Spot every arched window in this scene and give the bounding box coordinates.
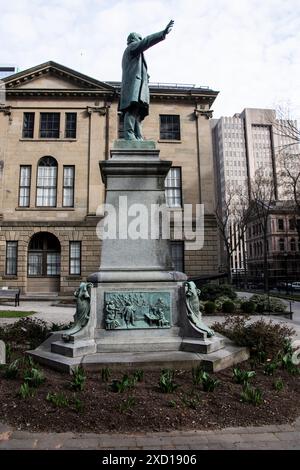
[290,238,296,251]
[36,156,57,207]
[28,232,60,276]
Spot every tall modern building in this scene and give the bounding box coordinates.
[212,108,299,274]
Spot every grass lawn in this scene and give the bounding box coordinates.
[0,311,36,318]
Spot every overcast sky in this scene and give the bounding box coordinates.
[1,0,299,119]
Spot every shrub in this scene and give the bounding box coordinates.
[0,318,51,349]
[240,385,263,405]
[70,367,86,391]
[240,301,256,314]
[222,300,236,314]
[199,284,220,301]
[24,367,45,387]
[269,297,287,313]
[215,296,234,312]
[219,284,238,300]
[255,303,265,314]
[200,283,237,302]
[233,367,256,385]
[249,294,287,314]
[204,301,216,315]
[50,321,73,332]
[158,369,179,393]
[212,315,294,361]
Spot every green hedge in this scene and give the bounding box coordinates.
[200,284,237,302]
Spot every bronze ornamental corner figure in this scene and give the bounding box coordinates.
[62,282,93,342]
[184,281,215,337]
[119,20,174,141]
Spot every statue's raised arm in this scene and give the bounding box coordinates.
[164,20,174,35]
[119,21,174,141]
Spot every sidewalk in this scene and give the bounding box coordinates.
[0,419,299,450]
[0,300,75,326]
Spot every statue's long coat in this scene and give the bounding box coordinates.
[119,30,166,119]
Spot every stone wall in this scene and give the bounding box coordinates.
[0,222,100,294]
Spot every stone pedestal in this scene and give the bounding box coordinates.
[89,140,185,283]
[29,141,249,372]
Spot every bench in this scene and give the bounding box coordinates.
[0,288,20,307]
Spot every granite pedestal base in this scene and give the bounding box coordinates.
[29,285,249,373]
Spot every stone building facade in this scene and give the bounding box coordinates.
[0,61,219,294]
[246,202,300,286]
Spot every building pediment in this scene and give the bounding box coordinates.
[3,61,116,96]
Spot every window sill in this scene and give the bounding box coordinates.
[28,276,60,279]
[15,207,75,211]
[158,140,182,144]
[2,275,18,280]
[19,138,77,142]
[65,276,82,280]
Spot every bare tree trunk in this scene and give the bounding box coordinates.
[263,231,269,293]
[241,231,248,288]
[226,254,232,284]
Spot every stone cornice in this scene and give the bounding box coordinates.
[2,61,218,105]
[3,61,115,92]
[6,89,115,99]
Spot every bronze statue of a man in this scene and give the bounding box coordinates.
[119,20,174,141]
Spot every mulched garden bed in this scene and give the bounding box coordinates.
[0,358,299,434]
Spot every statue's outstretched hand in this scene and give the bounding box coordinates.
[164,20,174,35]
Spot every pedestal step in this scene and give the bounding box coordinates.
[82,344,249,372]
[181,336,225,354]
[51,340,96,358]
[28,349,80,373]
[28,341,249,373]
[96,337,182,353]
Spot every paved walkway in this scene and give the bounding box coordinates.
[0,300,75,326]
[0,419,299,450]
